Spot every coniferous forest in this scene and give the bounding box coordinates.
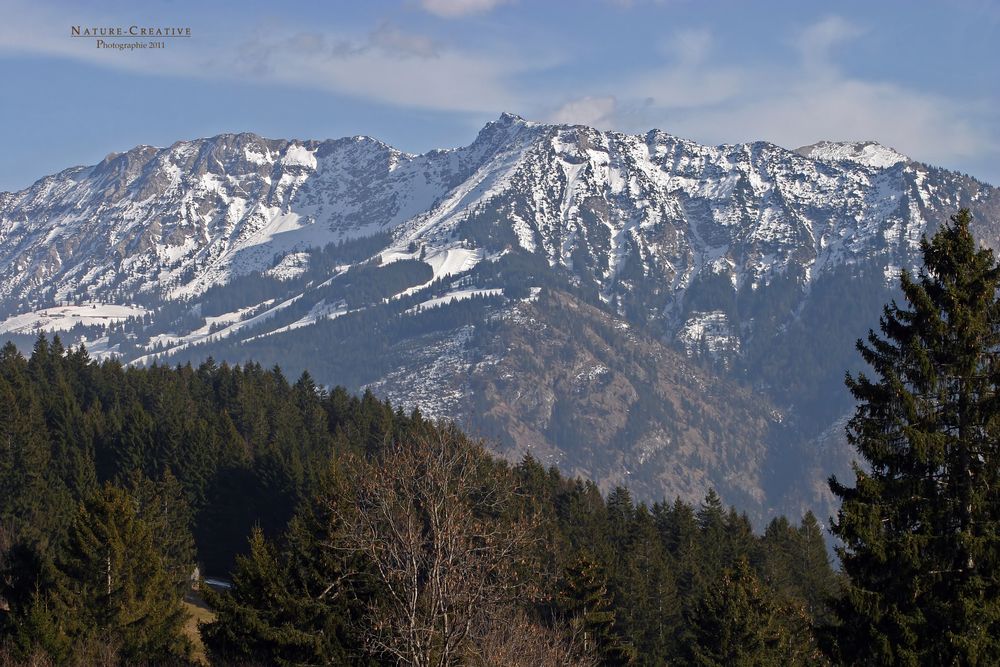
[0,210,999,665]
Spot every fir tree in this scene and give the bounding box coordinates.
[45,484,190,663]
[559,551,635,665]
[829,209,1000,664]
[201,503,371,666]
[128,469,197,595]
[685,557,787,667]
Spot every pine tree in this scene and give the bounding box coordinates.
[559,551,635,665]
[128,469,197,595]
[829,209,1000,664]
[201,504,370,666]
[685,557,787,667]
[45,484,190,663]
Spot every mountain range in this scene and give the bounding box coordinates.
[2,113,998,522]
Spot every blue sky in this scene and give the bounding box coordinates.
[0,0,998,191]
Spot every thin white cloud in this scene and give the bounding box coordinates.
[0,2,527,114]
[675,79,991,164]
[626,65,745,110]
[0,3,994,175]
[667,27,713,66]
[550,17,997,169]
[227,24,522,112]
[623,28,745,110]
[419,0,512,18]
[370,22,441,58]
[795,15,865,67]
[548,96,618,127]
[0,1,190,76]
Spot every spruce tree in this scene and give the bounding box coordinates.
[559,551,635,665]
[0,375,51,541]
[685,557,787,667]
[128,469,197,595]
[619,505,680,664]
[829,209,1000,664]
[794,512,840,626]
[201,505,370,666]
[46,484,190,663]
[696,489,727,575]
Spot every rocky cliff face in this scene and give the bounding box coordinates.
[2,114,998,521]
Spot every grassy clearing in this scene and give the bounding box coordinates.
[182,591,216,665]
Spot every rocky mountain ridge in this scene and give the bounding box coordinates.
[2,114,998,521]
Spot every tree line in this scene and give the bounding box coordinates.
[0,333,836,664]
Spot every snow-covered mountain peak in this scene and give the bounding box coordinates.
[470,112,538,149]
[0,118,995,324]
[495,111,531,126]
[795,139,908,169]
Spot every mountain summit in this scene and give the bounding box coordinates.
[1,115,998,520]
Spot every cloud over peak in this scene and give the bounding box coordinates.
[419,0,512,18]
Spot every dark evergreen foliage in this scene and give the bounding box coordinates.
[0,336,839,665]
[558,551,635,665]
[685,557,787,666]
[40,484,189,663]
[829,209,1000,664]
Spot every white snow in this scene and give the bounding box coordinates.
[425,247,484,280]
[134,297,296,365]
[281,144,317,169]
[0,304,148,335]
[406,288,503,313]
[254,299,347,338]
[509,212,536,252]
[575,364,609,384]
[800,141,907,169]
[390,246,486,299]
[362,326,475,420]
[676,311,741,359]
[266,252,311,280]
[0,115,976,372]
[244,146,270,165]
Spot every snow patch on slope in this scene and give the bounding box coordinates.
[406,288,503,313]
[0,304,148,335]
[677,311,741,358]
[796,141,907,169]
[281,144,317,169]
[257,299,347,337]
[134,297,297,365]
[390,246,486,299]
[266,252,311,280]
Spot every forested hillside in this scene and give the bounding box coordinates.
[0,337,837,665]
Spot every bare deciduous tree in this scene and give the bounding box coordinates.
[466,606,598,667]
[330,431,539,667]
